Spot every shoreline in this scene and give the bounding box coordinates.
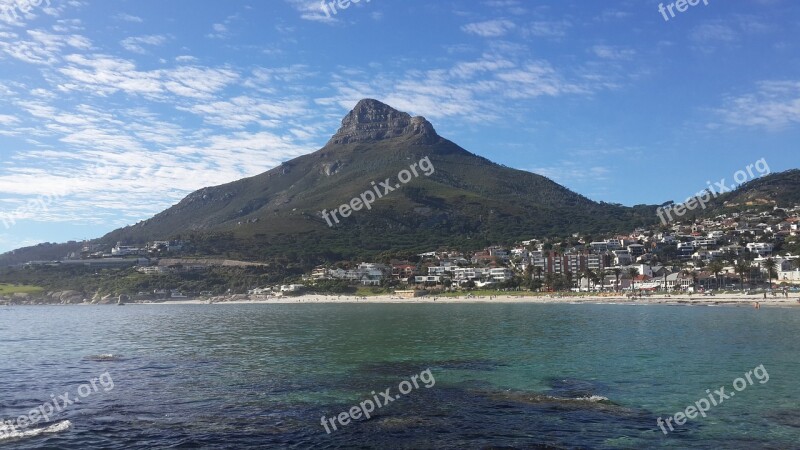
[141,293,800,308]
[5,293,798,308]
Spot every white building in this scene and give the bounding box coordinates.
[747,243,774,257]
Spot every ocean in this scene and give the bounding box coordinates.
[1,303,798,449]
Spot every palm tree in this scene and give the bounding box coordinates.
[708,260,724,290]
[763,258,777,290]
[582,268,595,292]
[544,273,555,292]
[680,268,691,290]
[590,271,600,292]
[611,268,622,292]
[524,265,533,289]
[627,267,640,291]
[734,262,750,291]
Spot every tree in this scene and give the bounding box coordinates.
[611,268,622,292]
[582,268,595,292]
[734,262,750,291]
[627,267,639,291]
[707,260,724,290]
[524,265,533,290]
[544,273,555,292]
[763,258,777,290]
[590,271,600,292]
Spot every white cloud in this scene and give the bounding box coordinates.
[0,114,20,125]
[120,34,167,54]
[57,54,239,100]
[207,23,228,39]
[179,96,310,129]
[715,81,800,130]
[691,23,737,43]
[284,0,336,23]
[0,29,91,65]
[525,20,570,38]
[462,19,516,37]
[591,45,636,60]
[114,13,143,23]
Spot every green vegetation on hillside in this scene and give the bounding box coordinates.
[0,283,44,295]
[0,265,304,298]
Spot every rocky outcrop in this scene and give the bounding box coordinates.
[1,290,87,304]
[45,290,85,304]
[327,99,439,145]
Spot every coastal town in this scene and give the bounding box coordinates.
[9,204,800,304]
[299,205,800,296]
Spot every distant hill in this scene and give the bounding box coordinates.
[5,100,797,266]
[667,169,800,222]
[0,241,84,266]
[716,169,800,210]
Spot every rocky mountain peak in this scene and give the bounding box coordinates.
[327,99,439,145]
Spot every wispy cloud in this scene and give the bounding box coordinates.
[284,0,335,23]
[57,54,239,100]
[114,13,143,23]
[0,29,91,65]
[714,80,800,130]
[462,19,516,37]
[591,45,636,60]
[525,20,570,38]
[120,34,167,54]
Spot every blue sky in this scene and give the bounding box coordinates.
[0,0,798,252]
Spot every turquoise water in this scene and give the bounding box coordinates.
[1,303,799,448]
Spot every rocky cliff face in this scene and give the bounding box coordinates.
[327,99,439,145]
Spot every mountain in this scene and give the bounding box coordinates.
[88,99,659,262]
[0,99,695,265]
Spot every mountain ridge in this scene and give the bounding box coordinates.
[1,99,798,266]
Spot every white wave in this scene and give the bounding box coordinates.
[573,395,610,402]
[84,353,122,361]
[539,393,611,404]
[0,420,71,442]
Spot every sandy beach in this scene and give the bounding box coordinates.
[158,292,800,308]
